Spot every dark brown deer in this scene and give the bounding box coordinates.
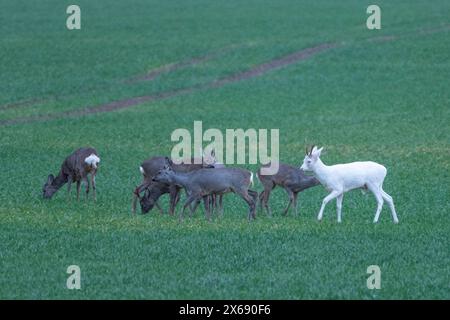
[257,162,320,216]
[43,147,100,201]
[132,156,211,214]
[152,166,258,221]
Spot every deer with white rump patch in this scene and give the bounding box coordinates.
[43,147,100,201]
[300,146,399,223]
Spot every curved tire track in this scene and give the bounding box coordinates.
[0,43,336,126]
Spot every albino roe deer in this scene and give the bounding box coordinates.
[300,146,399,223]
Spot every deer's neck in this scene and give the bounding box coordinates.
[53,171,68,189]
[312,159,330,184]
[171,172,190,187]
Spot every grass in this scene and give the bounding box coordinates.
[0,0,449,299]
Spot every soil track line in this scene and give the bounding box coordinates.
[126,44,249,83]
[0,43,336,126]
[0,98,47,111]
[3,24,448,127]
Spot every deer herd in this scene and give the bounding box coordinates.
[42,146,399,224]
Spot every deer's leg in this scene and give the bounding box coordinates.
[248,189,258,219]
[282,188,294,216]
[181,195,198,222]
[90,172,97,202]
[211,194,216,215]
[84,177,90,200]
[380,189,398,224]
[67,180,72,200]
[317,190,341,221]
[132,181,150,213]
[367,183,384,223]
[218,194,224,216]
[168,187,179,215]
[293,192,299,216]
[203,196,211,221]
[236,189,256,221]
[262,184,275,216]
[190,198,202,218]
[258,191,264,212]
[76,181,81,201]
[155,201,165,215]
[336,193,344,223]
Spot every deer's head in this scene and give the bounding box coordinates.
[300,145,323,172]
[152,165,175,184]
[42,174,58,199]
[139,188,157,214]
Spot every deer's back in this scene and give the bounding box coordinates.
[141,156,204,178]
[190,168,252,188]
[62,147,98,179]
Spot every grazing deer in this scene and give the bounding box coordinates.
[43,147,100,201]
[300,146,399,223]
[132,156,212,214]
[152,166,258,221]
[257,162,320,216]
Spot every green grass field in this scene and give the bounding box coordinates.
[0,0,449,299]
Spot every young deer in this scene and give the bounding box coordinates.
[132,156,212,214]
[300,146,399,223]
[257,162,320,216]
[152,166,258,221]
[43,147,100,201]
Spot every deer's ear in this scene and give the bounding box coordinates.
[47,174,54,183]
[316,147,324,156]
[164,157,173,167]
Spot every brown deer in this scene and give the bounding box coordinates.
[132,156,212,214]
[152,165,258,221]
[43,147,100,201]
[257,162,320,216]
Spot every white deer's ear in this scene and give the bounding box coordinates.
[316,147,324,156]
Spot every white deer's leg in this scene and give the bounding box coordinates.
[373,191,384,223]
[381,189,399,224]
[336,194,343,223]
[318,191,341,221]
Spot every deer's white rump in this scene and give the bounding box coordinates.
[300,146,399,223]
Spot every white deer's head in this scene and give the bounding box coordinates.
[300,145,323,171]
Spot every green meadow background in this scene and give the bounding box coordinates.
[0,0,449,299]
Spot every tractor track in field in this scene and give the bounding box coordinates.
[0,43,336,126]
[1,24,448,127]
[124,44,239,84]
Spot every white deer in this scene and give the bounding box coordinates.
[300,146,399,223]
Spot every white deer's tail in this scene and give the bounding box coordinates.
[85,154,100,169]
[139,166,145,175]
